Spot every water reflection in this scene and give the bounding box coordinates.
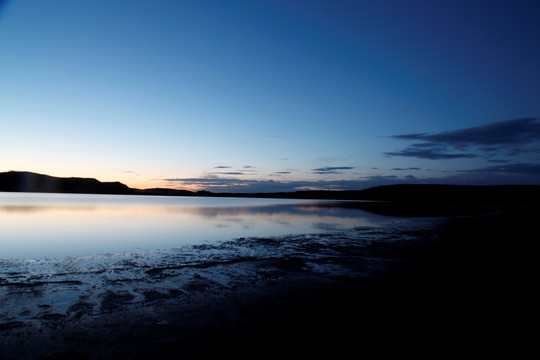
[0,193,394,259]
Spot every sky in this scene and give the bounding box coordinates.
[1,0,539,192]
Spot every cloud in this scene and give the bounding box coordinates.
[393,117,540,148]
[386,118,540,160]
[165,177,245,186]
[163,174,415,193]
[209,166,258,176]
[392,167,421,171]
[162,162,540,192]
[386,147,477,160]
[164,177,298,192]
[426,162,540,186]
[119,170,141,176]
[311,166,354,175]
[462,162,540,175]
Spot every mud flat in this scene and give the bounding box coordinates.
[1,208,536,359]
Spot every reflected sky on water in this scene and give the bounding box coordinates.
[0,192,395,259]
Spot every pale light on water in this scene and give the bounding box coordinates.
[0,192,395,259]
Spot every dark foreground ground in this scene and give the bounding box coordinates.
[1,205,537,359]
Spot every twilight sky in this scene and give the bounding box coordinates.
[1,0,539,192]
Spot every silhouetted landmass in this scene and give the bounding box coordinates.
[2,171,539,217]
[0,171,133,195]
[210,184,540,202]
[183,184,540,216]
[1,172,538,358]
[277,184,540,216]
[131,188,194,196]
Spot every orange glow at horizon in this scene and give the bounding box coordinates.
[113,177,198,192]
[115,175,203,192]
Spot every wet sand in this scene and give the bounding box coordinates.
[1,208,536,359]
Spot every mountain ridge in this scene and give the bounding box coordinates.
[0,171,133,195]
[2,171,539,207]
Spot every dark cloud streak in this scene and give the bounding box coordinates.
[462,162,540,175]
[311,166,354,175]
[386,148,477,160]
[163,176,404,193]
[387,118,540,160]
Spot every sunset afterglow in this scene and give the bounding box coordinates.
[1,1,539,192]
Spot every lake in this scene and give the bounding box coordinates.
[0,192,396,259]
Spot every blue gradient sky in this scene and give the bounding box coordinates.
[1,0,539,192]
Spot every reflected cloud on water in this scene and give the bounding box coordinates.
[0,193,396,259]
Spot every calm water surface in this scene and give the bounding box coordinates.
[0,192,395,259]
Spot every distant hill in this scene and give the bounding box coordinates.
[2,171,539,216]
[203,184,540,203]
[131,188,196,196]
[332,183,540,203]
[322,184,540,216]
[0,171,133,195]
[207,184,540,216]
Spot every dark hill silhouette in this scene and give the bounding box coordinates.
[131,188,195,196]
[203,184,540,204]
[330,184,540,216]
[2,171,539,216]
[209,184,540,216]
[0,171,133,195]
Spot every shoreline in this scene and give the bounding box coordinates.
[1,209,535,358]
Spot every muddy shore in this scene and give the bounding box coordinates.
[1,207,535,359]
